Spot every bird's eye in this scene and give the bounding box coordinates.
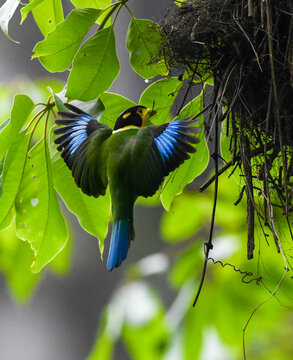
[137,107,142,113]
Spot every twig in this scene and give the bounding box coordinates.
[242,265,288,359]
[200,142,274,192]
[176,69,197,115]
[266,0,289,217]
[193,89,220,307]
[233,17,263,72]
[234,185,246,206]
[241,134,255,259]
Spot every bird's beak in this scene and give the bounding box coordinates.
[147,109,157,118]
[141,108,157,127]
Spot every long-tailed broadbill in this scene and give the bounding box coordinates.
[54,103,200,270]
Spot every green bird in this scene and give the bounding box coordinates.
[54,103,200,270]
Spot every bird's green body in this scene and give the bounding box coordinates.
[54,104,200,270]
[104,129,140,234]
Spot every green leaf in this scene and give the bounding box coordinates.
[20,0,45,24]
[0,206,15,231]
[126,18,168,79]
[52,155,110,255]
[70,0,111,8]
[169,242,202,288]
[71,98,105,118]
[0,94,34,162]
[174,0,188,6]
[15,139,68,273]
[160,94,209,210]
[31,0,64,36]
[0,131,31,225]
[183,303,204,360]
[53,91,68,112]
[49,221,72,275]
[0,221,41,302]
[33,8,102,72]
[69,0,112,27]
[100,92,136,127]
[86,310,115,360]
[122,312,169,360]
[66,25,120,101]
[220,119,233,163]
[0,0,19,41]
[139,77,183,125]
[161,192,212,242]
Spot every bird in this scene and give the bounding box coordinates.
[54,103,200,270]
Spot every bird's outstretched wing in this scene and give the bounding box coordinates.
[131,119,200,197]
[54,103,112,197]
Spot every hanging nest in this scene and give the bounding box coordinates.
[161,0,293,259]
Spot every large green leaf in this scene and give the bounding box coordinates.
[0,131,31,225]
[126,18,168,79]
[0,220,41,302]
[0,94,34,162]
[70,0,112,26]
[160,93,209,210]
[220,119,233,163]
[122,312,169,360]
[0,85,14,126]
[86,310,115,360]
[169,242,203,287]
[0,0,19,41]
[31,0,64,36]
[71,98,105,118]
[49,220,72,275]
[100,92,136,127]
[70,0,111,8]
[15,139,68,273]
[52,155,110,255]
[139,77,183,125]
[20,0,45,24]
[33,9,102,72]
[66,25,120,101]
[161,192,212,242]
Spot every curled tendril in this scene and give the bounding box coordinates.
[207,257,262,284]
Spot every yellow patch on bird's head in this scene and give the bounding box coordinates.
[122,112,131,119]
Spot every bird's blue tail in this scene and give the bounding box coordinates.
[107,219,133,271]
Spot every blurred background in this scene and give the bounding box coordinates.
[1,1,293,360]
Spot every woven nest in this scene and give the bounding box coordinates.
[161,0,293,259]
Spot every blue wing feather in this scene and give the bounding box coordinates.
[131,118,200,197]
[153,119,200,172]
[54,103,112,197]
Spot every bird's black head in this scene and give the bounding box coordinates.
[114,105,155,131]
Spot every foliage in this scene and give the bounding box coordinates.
[88,170,293,360]
[0,0,209,275]
[0,0,292,359]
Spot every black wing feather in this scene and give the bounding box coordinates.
[54,104,112,197]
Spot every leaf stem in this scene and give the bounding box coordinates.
[99,1,125,31]
[124,3,134,19]
[25,108,47,131]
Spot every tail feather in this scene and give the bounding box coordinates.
[107,219,133,271]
